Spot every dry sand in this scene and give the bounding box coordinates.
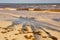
[0,10,60,40]
[0,19,60,40]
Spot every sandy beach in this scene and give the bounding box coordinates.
[0,10,60,40]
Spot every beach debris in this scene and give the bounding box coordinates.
[23,27,29,31]
[0,27,1,28]
[12,38,16,40]
[24,35,33,39]
[31,37,35,40]
[5,39,9,40]
[22,27,29,34]
[1,31,7,34]
[42,36,48,38]
[14,33,19,35]
[17,30,22,34]
[35,31,42,35]
[4,36,8,40]
[49,36,58,40]
[4,37,7,38]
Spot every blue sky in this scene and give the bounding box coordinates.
[0,0,60,3]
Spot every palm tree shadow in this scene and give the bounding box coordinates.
[6,21,23,29]
[21,22,41,40]
[30,23,58,40]
[38,27,58,40]
[6,17,26,29]
[31,20,60,32]
[31,22,58,40]
[38,22,60,32]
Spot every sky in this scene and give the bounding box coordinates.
[0,0,60,3]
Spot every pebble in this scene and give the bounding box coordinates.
[24,35,30,39]
[36,31,41,35]
[42,36,47,38]
[15,33,19,35]
[12,38,16,40]
[23,27,28,31]
[18,30,21,34]
[1,31,7,34]
[4,37,7,38]
[5,38,9,40]
[49,36,57,40]
[24,35,33,39]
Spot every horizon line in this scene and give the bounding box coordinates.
[0,3,60,4]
